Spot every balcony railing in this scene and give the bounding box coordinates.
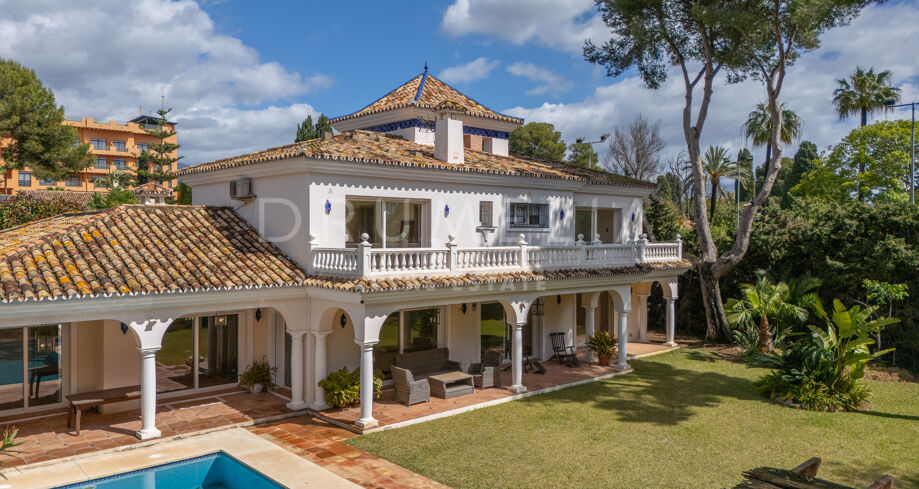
[308,233,683,278]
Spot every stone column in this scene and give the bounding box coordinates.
[508,321,527,393]
[665,298,677,347]
[286,331,308,410]
[311,331,331,410]
[136,348,161,440]
[616,311,630,370]
[355,341,379,428]
[583,305,597,363]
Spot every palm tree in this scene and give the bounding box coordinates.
[702,146,736,220]
[833,67,901,127]
[726,273,808,352]
[742,103,802,196]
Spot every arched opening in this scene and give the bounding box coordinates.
[157,313,240,393]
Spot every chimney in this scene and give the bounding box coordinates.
[434,104,464,164]
[321,131,332,141]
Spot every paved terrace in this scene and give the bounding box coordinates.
[0,341,678,487]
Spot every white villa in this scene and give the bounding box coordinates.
[0,68,689,441]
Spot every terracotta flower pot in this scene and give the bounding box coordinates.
[597,354,611,366]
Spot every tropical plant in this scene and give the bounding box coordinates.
[701,146,741,220]
[87,188,138,210]
[587,330,616,356]
[238,357,277,392]
[731,322,792,363]
[726,273,808,352]
[318,367,383,409]
[833,67,900,127]
[742,103,802,193]
[750,299,897,411]
[0,426,22,477]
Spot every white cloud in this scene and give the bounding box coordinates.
[504,1,919,170]
[441,0,609,54]
[438,57,500,84]
[0,0,328,164]
[506,62,573,95]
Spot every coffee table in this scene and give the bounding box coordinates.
[428,371,475,399]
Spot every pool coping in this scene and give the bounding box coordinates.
[0,428,361,489]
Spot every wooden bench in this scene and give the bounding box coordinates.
[66,385,141,436]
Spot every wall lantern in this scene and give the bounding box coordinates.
[255,308,262,322]
[340,313,347,328]
[120,322,128,335]
[560,209,565,220]
[444,204,450,218]
[461,303,467,315]
[216,315,228,327]
[325,200,332,215]
[556,294,562,305]
[631,212,636,222]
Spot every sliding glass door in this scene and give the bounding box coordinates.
[0,325,62,412]
[158,314,239,393]
[373,307,442,378]
[346,198,426,248]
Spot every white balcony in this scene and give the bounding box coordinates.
[308,234,683,279]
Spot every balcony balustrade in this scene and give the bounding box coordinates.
[308,233,682,279]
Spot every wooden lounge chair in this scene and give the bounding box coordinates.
[391,366,430,406]
[549,332,579,367]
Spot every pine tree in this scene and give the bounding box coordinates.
[314,114,332,138]
[295,115,315,142]
[137,108,180,185]
[645,192,680,241]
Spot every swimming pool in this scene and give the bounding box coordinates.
[53,452,285,489]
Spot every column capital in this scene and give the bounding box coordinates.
[288,329,309,339]
[139,347,161,356]
[355,339,379,349]
[312,329,332,338]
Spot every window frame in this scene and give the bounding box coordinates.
[95,158,108,169]
[17,171,31,187]
[65,175,81,187]
[112,159,126,170]
[478,201,494,228]
[508,202,549,230]
[90,138,107,151]
[113,140,126,152]
[137,142,148,153]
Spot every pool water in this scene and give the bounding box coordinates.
[53,452,284,489]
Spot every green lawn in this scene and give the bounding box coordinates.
[348,348,919,489]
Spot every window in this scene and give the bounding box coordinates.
[113,159,126,170]
[480,302,508,359]
[65,175,80,187]
[509,203,548,229]
[17,171,31,187]
[479,201,493,227]
[95,158,108,169]
[91,138,107,150]
[345,198,425,248]
[38,177,56,187]
[373,307,442,378]
[0,324,62,412]
[113,140,126,152]
[137,143,148,153]
[575,208,593,241]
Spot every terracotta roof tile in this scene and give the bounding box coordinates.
[133,182,172,196]
[330,72,522,124]
[177,130,655,189]
[19,190,98,207]
[0,205,306,303]
[303,260,692,293]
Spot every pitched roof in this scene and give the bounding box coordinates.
[0,205,306,303]
[177,130,655,189]
[133,182,172,196]
[303,260,692,294]
[19,190,98,208]
[330,71,523,124]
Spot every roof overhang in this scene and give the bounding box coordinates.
[331,106,521,134]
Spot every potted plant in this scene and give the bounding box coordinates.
[587,330,616,366]
[239,357,277,394]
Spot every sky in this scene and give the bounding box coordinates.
[1,0,918,169]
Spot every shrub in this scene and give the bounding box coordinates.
[0,195,85,230]
[318,367,383,409]
[750,299,896,411]
[238,357,277,392]
[731,323,792,363]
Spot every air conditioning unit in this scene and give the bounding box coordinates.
[229,178,253,200]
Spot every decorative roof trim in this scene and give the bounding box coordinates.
[360,119,509,139]
[414,67,428,102]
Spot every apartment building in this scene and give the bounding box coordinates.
[0,114,177,195]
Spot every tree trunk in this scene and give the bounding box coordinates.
[760,143,772,198]
[709,181,719,220]
[860,107,867,127]
[758,315,773,351]
[698,262,729,341]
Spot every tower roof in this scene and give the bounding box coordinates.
[330,69,523,124]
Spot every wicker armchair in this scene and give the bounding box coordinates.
[391,366,430,406]
[468,348,503,389]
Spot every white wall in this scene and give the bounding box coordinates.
[325,311,359,374]
[447,303,480,369]
[101,319,141,413]
[543,294,576,360]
